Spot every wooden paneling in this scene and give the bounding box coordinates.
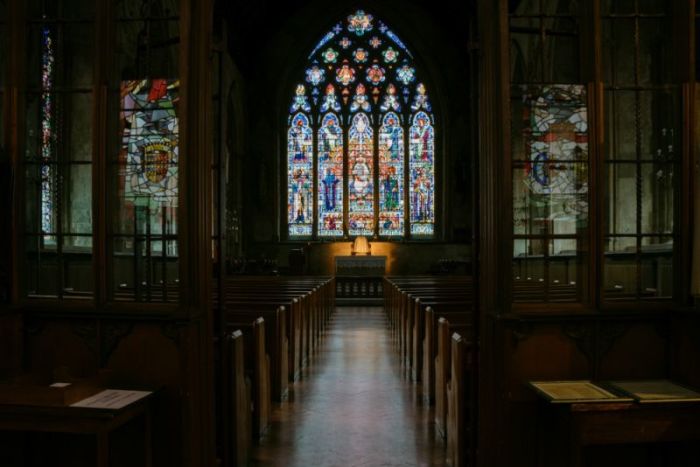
[599,323,667,380]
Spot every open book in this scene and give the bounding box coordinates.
[528,380,632,403]
[609,380,700,403]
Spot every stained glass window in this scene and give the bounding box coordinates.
[286,9,436,238]
[40,24,55,239]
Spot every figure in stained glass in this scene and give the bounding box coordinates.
[348,10,373,36]
[290,84,312,113]
[321,84,341,113]
[410,112,434,162]
[411,83,431,111]
[350,83,371,112]
[336,64,356,86]
[409,111,435,235]
[367,64,386,85]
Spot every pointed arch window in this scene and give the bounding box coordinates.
[286,10,436,239]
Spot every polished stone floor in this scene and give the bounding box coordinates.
[250,306,447,467]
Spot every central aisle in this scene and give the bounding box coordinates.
[250,306,447,467]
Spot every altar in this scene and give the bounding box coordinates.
[334,255,386,305]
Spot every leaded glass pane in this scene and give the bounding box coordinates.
[318,113,343,237]
[348,112,374,236]
[288,112,313,237]
[409,111,434,236]
[379,112,404,236]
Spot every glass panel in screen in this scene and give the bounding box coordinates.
[113,79,179,302]
[512,84,588,303]
[24,8,94,299]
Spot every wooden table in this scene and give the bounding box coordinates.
[535,400,700,467]
[0,391,153,467]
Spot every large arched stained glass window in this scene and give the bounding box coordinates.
[287,10,436,239]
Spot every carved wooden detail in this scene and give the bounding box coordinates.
[101,321,134,365]
[72,320,98,355]
[597,323,631,360]
[161,322,184,346]
[509,321,533,346]
[562,323,596,363]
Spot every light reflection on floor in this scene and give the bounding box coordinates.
[249,306,447,467]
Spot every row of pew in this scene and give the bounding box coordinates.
[216,276,336,467]
[384,275,476,467]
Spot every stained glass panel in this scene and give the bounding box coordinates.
[318,113,343,237]
[518,84,589,225]
[379,112,404,236]
[409,111,434,235]
[288,112,313,236]
[122,79,180,211]
[41,25,55,237]
[348,113,374,236]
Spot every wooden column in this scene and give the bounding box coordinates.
[476,0,510,466]
[179,0,215,465]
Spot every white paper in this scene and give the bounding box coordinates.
[71,389,152,409]
[50,382,72,388]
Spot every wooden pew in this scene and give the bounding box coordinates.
[225,306,288,402]
[227,317,270,440]
[435,317,474,439]
[422,307,472,403]
[446,331,475,467]
[224,330,251,467]
[221,276,335,375]
[383,276,473,364]
[411,298,472,382]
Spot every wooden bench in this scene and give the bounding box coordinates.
[422,307,472,403]
[226,318,270,440]
[223,330,251,467]
[224,307,288,402]
[446,331,476,467]
[435,317,474,439]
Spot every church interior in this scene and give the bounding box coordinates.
[0,0,699,466]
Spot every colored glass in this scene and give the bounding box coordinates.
[40,25,55,236]
[318,113,344,237]
[348,113,374,236]
[379,112,404,236]
[409,111,435,235]
[287,10,436,238]
[287,113,314,236]
[121,79,180,240]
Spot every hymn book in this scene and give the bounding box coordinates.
[528,380,633,403]
[609,380,700,403]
